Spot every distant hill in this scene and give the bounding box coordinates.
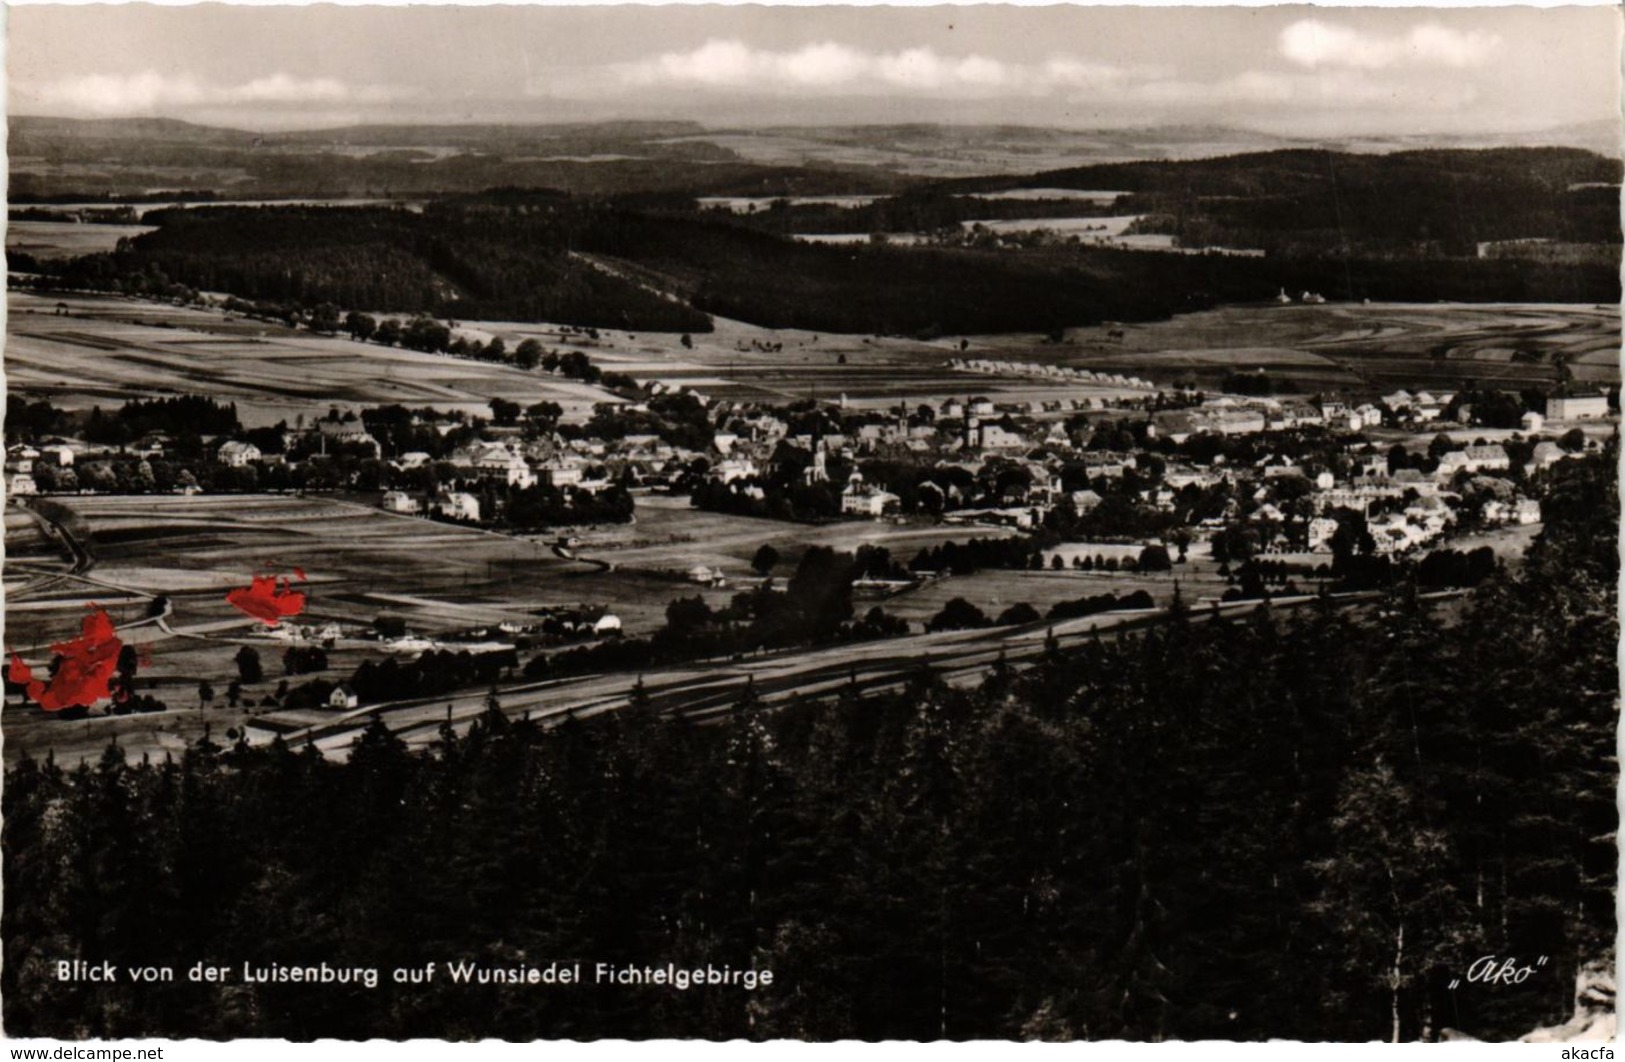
[8,115,255,144]
[262,120,710,147]
[930,147,1622,253]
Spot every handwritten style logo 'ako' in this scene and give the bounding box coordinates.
[226,570,309,626]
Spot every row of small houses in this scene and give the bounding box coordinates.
[946,359,1156,391]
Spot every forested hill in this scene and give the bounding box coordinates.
[3,445,1615,1041]
[939,147,1622,254]
[27,178,1621,335]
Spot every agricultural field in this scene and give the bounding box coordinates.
[6,220,153,257]
[6,290,625,427]
[574,492,1007,575]
[497,308,1155,406]
[505,297,1619,406]
[2,491,1020,722]
[970,300,1621,395]
[875,565,1220,629]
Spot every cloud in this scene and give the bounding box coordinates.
[16,71,412,115]
[1279,20,1500,70]
[614,39,1148,96]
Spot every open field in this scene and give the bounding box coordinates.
[968,301,1621,395]
[493,298,1618,405]
[575,492,1007,573]
[14,290,1611,425]
[875,565,1224,628]
[6,290,626,426]
[2,492,1022,719]
[490,307,1155,406]
[6,220,154,257]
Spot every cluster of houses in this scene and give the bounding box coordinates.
[688,385,1592,555]
[1150,395,1429,441]
[946,358,1155,392]
[4,443,72,497]
[5,376,1612,569]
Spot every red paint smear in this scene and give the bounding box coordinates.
[226,573,307,627]
[293,567,307,582]
[11,608,125,711]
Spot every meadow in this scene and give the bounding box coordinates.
[6,291,624,427]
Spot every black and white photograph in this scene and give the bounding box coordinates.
[1,1,1619,1043]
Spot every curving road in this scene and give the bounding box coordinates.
[256,588,1456,760]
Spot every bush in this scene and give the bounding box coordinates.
[926,597,991,632]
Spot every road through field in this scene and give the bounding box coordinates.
[263,588,1443,760]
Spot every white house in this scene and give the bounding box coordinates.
[8,473,38,497]
[1548,394,1609,420]
[539,462,585,488]
[381,490,422,514]
[841,480,901,518]
[328,684,360,710]
[976,423,1028,450]
[38,445,75,468]
[437,491,481,522]
[217,441,262,467]
[1437,445,1509,477]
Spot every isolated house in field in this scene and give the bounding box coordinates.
[380,490,422,514]
[328,684,360,710]
[687,565,725,586]
[8,473,38,497]
[216,441,262,467]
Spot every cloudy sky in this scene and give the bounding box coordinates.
[8,4,1620,138]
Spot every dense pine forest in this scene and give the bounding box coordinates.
[28,191,1619,338]
[3,445,1614,1041]
[944,147,1624,255]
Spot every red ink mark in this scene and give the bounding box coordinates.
[226,572,307,626]
[9,607,125,711]
[293,566,307,582]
